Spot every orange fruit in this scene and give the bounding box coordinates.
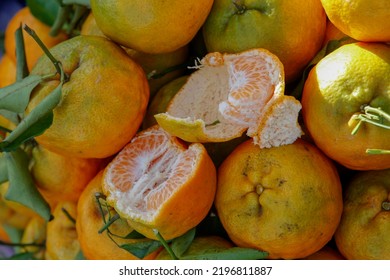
[202,0,327,83]
[0,195,32,230]
[0,54,16,88]
[301,245,345,260]
[90,0,213,54]
[4,7,68,71]
[156,236,233,260]
[301,42,390,170]
[215,138,343,259]
[19,216,46,259]
[320,0,390,42]
[322,20,356,47]
[155,48,302,147]
[27,35,149,159]
[45,201,80,260]
[102,125,217,240]
[81,12,189,97]
[30,145,104,209]
[334,169,390,260]
[76,171,158,260]
[80,12,105,37]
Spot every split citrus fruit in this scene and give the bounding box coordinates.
[102,125,217,240]
[202,0,327,82]
[76,171,158,260]
[155,48,302,148]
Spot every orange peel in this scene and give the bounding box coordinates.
[155,48,303,148]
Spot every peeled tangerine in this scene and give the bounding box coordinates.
[102,125,217,240]
[155,48,303,148]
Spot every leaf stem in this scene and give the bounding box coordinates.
[0,240,45,248]
[23,24,68,83]
[153,229,178,260]
[98,213,120,234]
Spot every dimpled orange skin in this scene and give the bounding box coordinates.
[215,139,343,259]
[27,35,149,159]
[335,169,390,260]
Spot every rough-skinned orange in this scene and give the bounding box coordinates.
[301,42,390,170]
[215,138,343,259]
[27,35,149,159]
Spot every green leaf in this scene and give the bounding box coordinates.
[63,0,91,7]
[26,0,61,27]
[120,240,162,259]
[0,83,62,152]
[0,110,19,125]
[74,250,85,260]
[15,24,29,80]
[123,230,147,240]
[0,113,53,152]
[171,228,196,258]
[0,154,7,183]
[181,247,268,260]
[5,148,51,221]
[6,252,36,260]
[0,75,43,113]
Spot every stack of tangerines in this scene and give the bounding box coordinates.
[0,0,389,260]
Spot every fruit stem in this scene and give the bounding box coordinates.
[382,201,390,211]
[61,207,76,224]
[153,229,179,260]
[23,24,69,83]
[232,0,246,14]
[350,105,390,154]
[0,240,45,248]
[98,213,120,234]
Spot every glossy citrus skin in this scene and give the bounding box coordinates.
[302,42,390,170]
[320,0,390,42]
[202,0,326,82]
[0,54,16,88]
[4,7,68,71]
[215,138,343,259]
[335,169,390,260]
[81,12,189,97]
[27,35,149,159]
[90,0,213,54]
[76,171,158,260]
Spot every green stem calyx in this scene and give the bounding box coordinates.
[382,201,390,211]
[350,105,390,155]
[232,0,246,14]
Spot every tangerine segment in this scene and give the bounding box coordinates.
[103,125,217,240]
[155,48,302,148]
